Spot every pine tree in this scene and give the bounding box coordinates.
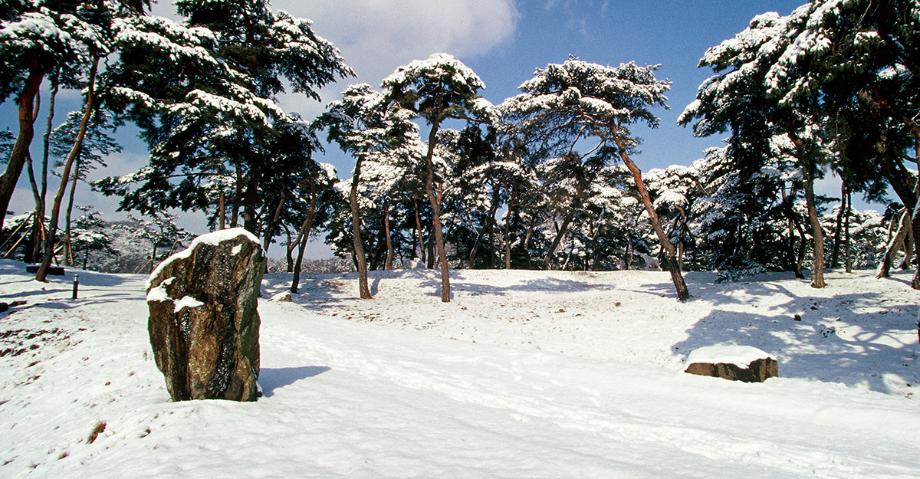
[382,53,493,303]
[681,10,834,288]
[0,1,146,231]
[70,206,115,270]
[317,84,418,299]
[33,1,149,281]
[98,1,353,239]
[504,57,690,300]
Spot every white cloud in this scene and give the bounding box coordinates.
[274,0,518,119]
[279,0,517,85]
[152,0,518,89]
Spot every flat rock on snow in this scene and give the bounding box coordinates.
[685,345,773,367]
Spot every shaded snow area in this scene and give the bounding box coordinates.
[1,260,919,478]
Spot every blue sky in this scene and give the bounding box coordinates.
[3,0,857,257]
[467,0,806,169]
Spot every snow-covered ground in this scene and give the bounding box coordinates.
[1,260,918,477]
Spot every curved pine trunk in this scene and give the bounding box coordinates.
[349,159,372,299]
[830,181,847,268]
[64,156,80,266]
[802,160,826,288]
[781,185,805,279]
[289,183,317,293]
[878,209,909,279]
[412,194,426,264]
[36,58,97,282]
[543,213,573,270]
[24,151,42,263]
[424,116,450,302]
[910,137,920,290]
[786,128,825,289]
[615,136,689,301]
[0,63,44,232]
[383,199,394,270]
[34,73,59,261]
[844,191,852,273]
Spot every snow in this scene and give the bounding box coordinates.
[1,262,919,477]
[685,345,773,368]
[146,228,260,289]
[382,53,484,89]
[653,190,688,208]
[145,278,174,302]
[173,296,204,312]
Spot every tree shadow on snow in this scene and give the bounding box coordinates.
[259,366,331,397]
[261,273,354,307]
[417,272,611,299]
[672,280,919,395]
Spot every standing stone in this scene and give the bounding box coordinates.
[146,228,264,402]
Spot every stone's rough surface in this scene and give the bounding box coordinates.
[146,228,264,402]
[685,345,778,383]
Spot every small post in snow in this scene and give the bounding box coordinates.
[72,273,79,300]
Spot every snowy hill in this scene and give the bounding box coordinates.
[1,261,919,477]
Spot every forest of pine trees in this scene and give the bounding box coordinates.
[0,0,916,300]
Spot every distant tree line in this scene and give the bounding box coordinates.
[1,1,915,302]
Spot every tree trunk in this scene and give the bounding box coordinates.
[36,57,98,282]
[562,236,576,271]
[349,159,372,299]
[910,137,920,289]
[218,190,226,230]
[501,185,515,270]
[802,160,826,288]
[32,73,59,262]
[844,190,852,273]
[24,151,42,263]
[623,241,631,270]
[20,89,42,263]
[589,209,606,271]
[241,163,262,234]
[291,234,310,294]
[383,198,394,270]
[522,219,536,262]
[231,160,242,228]
[878,209,909,279]
[543,213,573,270]
[468,185,500,268]
[64,155,80,266]
[412,194,426,264]
[0,63,45,232]
[426,229,435,269]
[674,205,687,271]
[786,125,827,289]
[262,189,287,258]
[870,88,920,288]
[830,180,847,268]
[289,182,317,293]
[613,134,689,301]
[282,224,294,272]
[781,184,805,279]
[899,229,914,270]
[424,111,450,303]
